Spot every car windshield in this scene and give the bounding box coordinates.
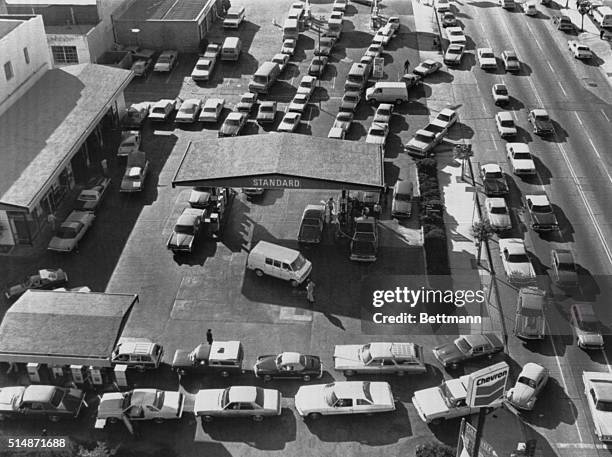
[521,307,542,317]
[536,114,550,121]
[362,382,374,403]
[204,107,217,113]
[370,128,385,136]
[254,75,267,84]
[485,171,503,179]
[220,389,231,408]
[227,119,240,126]
[122,140,136,147]
[577,317,600,332]
[513,152,532,160]
[181,105,195,114]
[596,399,612,411]
[377,109,391,116]
[56,226,78,239]
[495,86,508,95]
[448,48,461,54]
[303,218,320,227]
[500,119,515,127]
[175,224,194,235]
[415,133,433,142]
[506,55,518,61]
[226,12,241,19]
[423,62,434,69]
[325,384,339,406]
[158,56,171,63]
[518,376,537,389]
[508,253,529,263]
[122,391,133,409]
[261,106,274,112]
[196,63,210,70]
[360,344,372,363]
[49,389,64,408]
[313,58,323,65]
[285,116,297,124]
[290,254,307,271]
[153,107,166,114]
[532,204,552,213]
[79,194,97,201]
[352,239,376,254]
[439,383,455,406]
[395,192,411,201]
[451,30,463,36]
[482,52,494,58]
[558,261,575,271]
[490,205,507,214]
[438,113,451,121]
[338,113,352,122]
[455,338,471,353]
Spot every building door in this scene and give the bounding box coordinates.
[8,212,32,245]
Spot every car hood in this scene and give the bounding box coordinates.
[593,408,612,437]
[434,343,463,363]
[220,124,239,135]
[148,111,168,119]
[121,177,143,190]
[407,137,433,150]
[499,125,517,135]
[189,190,210,206]
[258,112,275,121]
[445,53,462,63]
[172,349,192,368]
[299,225,321,243]
[74,199,96,211]
[489,213,511,228]
[194,389,224,414]
[161,391,183,416]
[480,57,496,65]
[506,384,535,408]
[48,237,75,251]
[168,233,194,248]
[60,389,85,414]
[295,385,328,412]
[506,61,520,70]
[516,314,545,337]
[192,69,210,76]
[333,345,362,364]
[414,388,448,417]
[555,269,578,286]
[254,356,277,372]
[366,134,386,144]
[392,199,412,215]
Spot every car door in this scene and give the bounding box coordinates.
[333,398,354,415]
[354,398,374,414]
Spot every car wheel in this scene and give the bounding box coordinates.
[395,99,403,105]
[203,415,214,422]
[396,371,405,376]
[431,418,443,425]
[154,418,165,424]
[263,374,272,382]
[221,370,230,378]
[253,415,264,422]
[108,417,119,424]
[303,374,311,382]
[369,98,377,105]
[344,370,355,377]
[290,279,299,288]
[308,412,322,420]
[254,269,264,277]
[49,415,60,423]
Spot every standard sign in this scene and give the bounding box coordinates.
[465,361,509,408]
[251,178,301,188]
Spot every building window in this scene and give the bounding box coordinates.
[51,46,78,65]
[23,47,30,64]
[4,61,14,81]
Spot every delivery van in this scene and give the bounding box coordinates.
[592,6,612,27]
[246,241,312,287]
[221,37,242,61]
[248,62,281,94]
[365,82,409,104]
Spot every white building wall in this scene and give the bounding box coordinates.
[0,15,51,116]
[47,32,91,65]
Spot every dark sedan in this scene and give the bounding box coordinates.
[308,56,328,77]
[433,333,503,369]
[527,109,554,135]
[253,352,323,381]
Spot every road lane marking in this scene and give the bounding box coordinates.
[527,79,544,106]
[557,443,612,449]
[602,109,610,122]
[574,112,585,126]
[557,81,568,97]
[332,75,336,89]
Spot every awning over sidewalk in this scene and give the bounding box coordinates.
[0,290,137,367]
[172,133,385,191]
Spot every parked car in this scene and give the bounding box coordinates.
[333,342,426,376]
[272,53,290,72]
[199,98,225,123]
[501,50,521,72]
[373,24,395,46]
[571,303,604,349]
[148,99,176,122]
[295,381,395,419]
[441,11,457,26]
[506,142,536,176]
[492,83,510,105]
[117,130,141,158]
[514,287,546,340]
[373,103,393,124]
[120,151,149,193]
[480,163,508,196]
[524,194,558,232]
[314,36,336,56]
[444,43,465,65]
[254,352,323,381]
[550,249,579,288]
[4,268,68,300]
[552,14,574,30]
[74,176,111,211]
[191,57,216,81]
[194,386,281,422]
[281,38,297,56]
[506,363,549,411]
[436,0,452,12]
[167,208,204,253]
[527,109,554,135]
[413,59,443,76]
[365,43,383,59]
[568,40,593,59]
[153,50,178,72]
[175,98,202,123]
[219,112,247,137]
[202,43,221,60]
[122,102,150,129]
[111,341,163,370]
[278,111,301,132]
[350,217,379,262]
[96,389,184,426]
[477,48,497,70]
[365,122,389,145]
[172,341,244,377]
[48,211,95,252]
[257,101,277,123]
[446,26,467,45]
[495,111,517,138]
[308,56,328,77]
[485,197,512,231]
[329,111,354,139]
[499,238,536,284]
[236,92,258,115]
[433,334,504,369]
[340,91,362,112]
[287,93,310,114]
[522,1,538,15]
[0,385,86,421]
[298,204,325,244]
[584,372,612,444]
[387,16,400,32]
[391,180,413,219]
[131,57,153,77]
[297,75,317,97]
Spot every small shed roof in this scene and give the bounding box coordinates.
[0,290,137,367]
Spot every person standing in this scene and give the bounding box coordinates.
[306,279,315,305]
[373,202,382,220]
[47,213,57,232]
[403,59,410,74]
[101,159,109,177]
[206,329,213,345]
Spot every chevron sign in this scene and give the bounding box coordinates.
[465,362,509,408]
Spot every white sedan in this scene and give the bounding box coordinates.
[506,142,536,176]
[373,104,393,123]
[153,50,178,72]
[506,363,548,411]
[477,48,497,70]
[48,211,95,252]
[175,99,202,123]
[295,381,395,419]
[366,122,389,145]
[499,238,536,285]
[96,389,184,427]
[568,40,592,59]
[446,27,466,45]
[194,386,282,422]
[278,111,301,132]
[484,198,511,231]
[583,371,612,443]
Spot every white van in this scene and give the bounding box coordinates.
[365,82,409,104]
[246,241,312,287]
[221,37,242,61]
[592,6,612,27]
[224,6,246,29]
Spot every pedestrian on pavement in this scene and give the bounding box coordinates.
[403,59,410,74]
[206,329,213,345]
[373,202,382,220]
[47,213,57,232]
[101,158,109,177]
[306,279,315,304]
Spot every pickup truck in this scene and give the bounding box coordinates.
[413,375,501,424]
[349,217,378,262]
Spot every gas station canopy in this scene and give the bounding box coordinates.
[172,133,385,191]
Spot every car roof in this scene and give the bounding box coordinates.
[499,238,526,254]
[251,241,300,262]
[304,204,325,215]
[331,381,372,398]
[22,385,59,403]
[508,142,530,153]
[378,103,394,110]
[423,59,437,65]
[447,26,463,32]
[531,108,548,116]
[527,194,550,205]
[497,111,513,121]
[285,112,300,119]
[260,101,276,107]
[279,352,302,364]
[204,98,224,108]
[519,287,545,309]
[210,341,241,360]
[503,50,517,57]
[592,382,612,402]
[482,163,502,173]
[439,108,455,116]
[479,47,493,52]
[462,333,492,347]
[181,99,200,107]
[177,208,202,225]
[445,378,467,398]
[227,112,244,120]
[370,122,387,130]
[228,386,260,403]
[370,342,418,359]
[521,362,547,380]
[301,75,316,83]
[153,99,173,107]
[130,389,158,406]
[196,57,212,64]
